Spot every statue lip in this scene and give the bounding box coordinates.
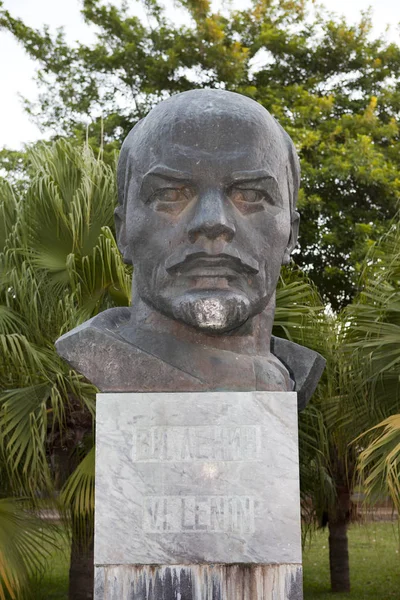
[165,251,259,275]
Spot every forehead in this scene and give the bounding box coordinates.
[126,98,288,182]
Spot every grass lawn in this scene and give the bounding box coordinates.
[303,521,400,599]
[32,522,399,599]
[29,530,70,600]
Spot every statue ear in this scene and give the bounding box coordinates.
[282,211,300,265]
[114,206,132,265]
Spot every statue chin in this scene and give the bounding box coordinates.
[171,291,252,333]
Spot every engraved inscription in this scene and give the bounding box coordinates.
[133,426,260,462]
[143,496,255,533]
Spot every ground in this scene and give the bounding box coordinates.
[31,522,400,599]
[303,522,400,599]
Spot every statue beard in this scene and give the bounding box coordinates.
[134,271,259,333]
[170,291,252,333]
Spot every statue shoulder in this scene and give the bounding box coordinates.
[271,336,326,410]
[55,307,131,387]
[56,307,131,356]
[55,308,204,392]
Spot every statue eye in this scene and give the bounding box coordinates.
[154,187,192,203]
[230,188,265,204]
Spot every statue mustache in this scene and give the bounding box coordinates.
[165,248,259,274]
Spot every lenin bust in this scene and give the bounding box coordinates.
[56,90,324,410]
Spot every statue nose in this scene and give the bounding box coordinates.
[188,190,236,243]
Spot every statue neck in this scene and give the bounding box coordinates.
[129,283,275,357]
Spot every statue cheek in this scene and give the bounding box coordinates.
[126,213,151,248]
[267,215,291,250]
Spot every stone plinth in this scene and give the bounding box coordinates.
[94,392,302,599]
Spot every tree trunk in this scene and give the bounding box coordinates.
[69,525,94,600]
[328,485,351,593]
[49,398,94,600]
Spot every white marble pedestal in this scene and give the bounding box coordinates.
[94,392,303,599]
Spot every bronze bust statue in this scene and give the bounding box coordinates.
[56,90,324,409]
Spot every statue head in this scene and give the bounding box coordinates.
[116,89,300,333]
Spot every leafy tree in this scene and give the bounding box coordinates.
[0,149,29,189]
[1,0,400,308]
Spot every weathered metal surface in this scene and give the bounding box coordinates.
[94,564,303,600]
[56,309,324,410]
[56,89,325,408]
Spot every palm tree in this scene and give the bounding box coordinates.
[271,262,355,593]
[0,140,130,600]
[0,180,62,599]
[293,309,355,593]
[345,217,400,512]
[300,215,400,594]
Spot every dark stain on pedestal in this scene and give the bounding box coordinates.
[153,567,194,600]
[98,564,303,599]
[287,567,303,600]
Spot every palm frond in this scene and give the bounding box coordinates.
[344,213,400,427]
[274,266,324,345]
[60,446,95,519]
[0,180,18,251]
[0,385,52,495]
[0,498,57,600]
[0,335,55,386]
[60,446,95,547]
[0,307,27,337]
[69,227,131,317]
[356,414,400,512]
[22,141,117,292]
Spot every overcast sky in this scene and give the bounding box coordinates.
[1,0,399,149]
